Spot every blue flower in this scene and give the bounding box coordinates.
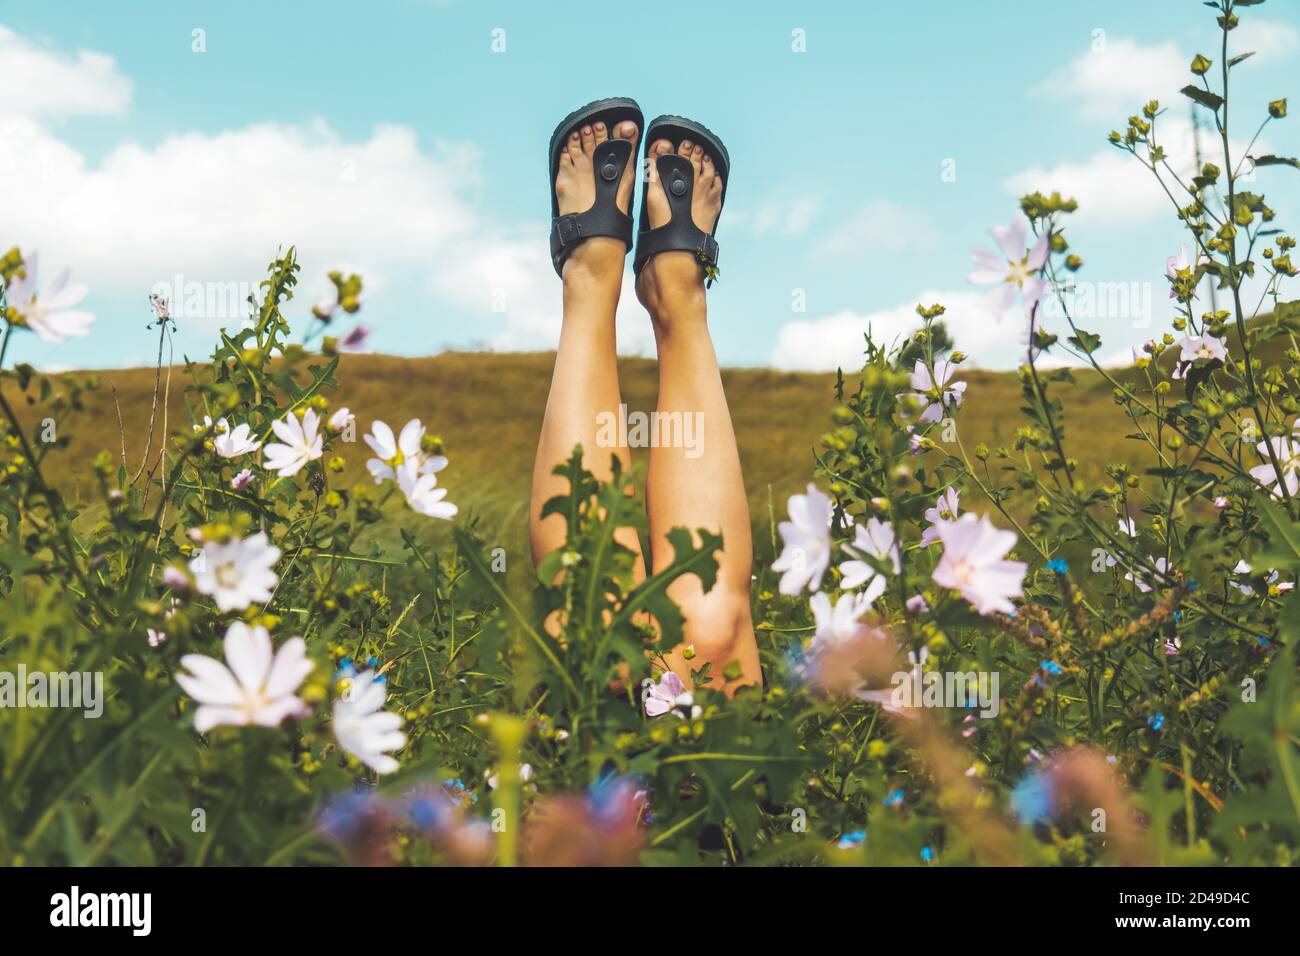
[920,845,935,862]
[1046,558,1069,574]
[1040,660,1061,676]
[1258,635,1270,648]
[883,789,905,808]
[1147,713,1165,731]
[837,830,866,849]
[1011,771,1055,824]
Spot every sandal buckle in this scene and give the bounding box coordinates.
[697,235,720,267]
[555,215,581,246]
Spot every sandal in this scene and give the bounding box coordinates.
[548,96,644,276]
[633,115,730,286]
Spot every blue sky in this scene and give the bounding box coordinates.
[1,0,1297,372]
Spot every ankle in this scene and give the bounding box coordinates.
[561,238,627,292]
[636,253,706,322]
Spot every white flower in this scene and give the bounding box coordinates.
[1124,556,1170,594]
[920,487,960,546]
[772,483,834,595]
[1249,426,1300,500]
[194,415,224,435]
[263,408,323,477]
[176,622,314,733]
[809,591,874,653]
[190,531,281,612]
[932,514,1027,615]
[231,468,254,491]
[967,216,1050,312]
[327,406,355,432]
[901,359,966,424]
[1231,559,1295,597]
[838,517,900,605]
[1172,333,1227,379]
[487,763,534,790]
[1105,516,1138,568]
[213,420,261,459]
[333,669,406,774]
[396,460,458,519]
[364,418,446,483]
[1,254,96,343]
[643,671,698,719]
[146,628,167,647]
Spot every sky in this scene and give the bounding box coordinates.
[1,0,1297,373]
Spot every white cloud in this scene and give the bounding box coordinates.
[769,289,1026,372]
[814,200,940,257]
[1226,18,1299,63]
[1034,37,1186,120]
[0,24,643,355]
[1003,117,1264,225]
[0,24,131,118]
[738,196,820,237]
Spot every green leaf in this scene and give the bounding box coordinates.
[1067,329,1102,354]
[1253,154,1300,170]
[1256,499,1300,571]
[1181,85,1224,111]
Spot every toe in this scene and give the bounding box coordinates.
[566,131,582,162]
[698,152,715,186]
[615,120,638,143]
[580,124,595,156]
[688,143,704,176]
[677,139,694,159]
[593,121,608,145]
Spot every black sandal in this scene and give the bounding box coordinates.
[548,96,644,277]
[633,115,730,286]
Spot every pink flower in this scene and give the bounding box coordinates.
[920,486,960,546]
[642,671,696,719]
[1171,333,1227,379]
[931,514,1027,616]
[231,468,254,491]
[772,484,834,595]
[902,359,966,424]
[967,216,1050,312]
[1166,245,1209,299]
[838,517,899,603]
[338,325,372,353]
[1249,425,1300,500]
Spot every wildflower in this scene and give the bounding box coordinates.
[905,594,929,615]
[1046,558,1069,574]
[837,830,866,850]
[333,669,406,774]
[1231,559,1295,597]
[1249,424,1300,499]
[263,408,324,477]
[931,514,1027,615]
[919,486,960,546]
[364,418,447,483]
[642,671,698,719]
[213,420,261,459]
[175,621,313,733]
[337,325,372,352]
[772,483,834,595]
[161,565,190,593]
[231,468,254,491]
[0,254,96,343]
[920,846,935,863]
[1147,713,1165,732]
[1164,637,1181,656]
[396,460,458,519]
[1011,771,1056,824]
[190,531,280,612]
[967,216,1049,312]
[1172,333,1227,379]
[1166,245,1209,298]
[146,628,166,647]
[312,299,338,321]
[1041,660,1062,676]
[901,359,966,424]
[856,647,929,715]
[1125,556,1169,594]
[809,591,874,653]
[838,517,900,602]
[1213,495,1228,509]
[883,789,905,808]
[327,406,355,432]
[1105,517,1139,568]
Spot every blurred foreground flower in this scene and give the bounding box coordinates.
[524,775,646,866]
[1,253,96,343]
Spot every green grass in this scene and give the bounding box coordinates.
[8,349,1152,567]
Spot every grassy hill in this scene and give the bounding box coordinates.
[6,350,1147,565]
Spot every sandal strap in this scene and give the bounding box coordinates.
[549,138,634,275]
[633,154,719,279]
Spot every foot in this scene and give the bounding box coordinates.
[636,137,724,314]
[555,119,640,283]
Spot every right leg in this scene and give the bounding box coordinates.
[529,120,646,577]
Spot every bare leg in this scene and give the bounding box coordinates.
[529,119,646,578]
[637,138,760,692]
